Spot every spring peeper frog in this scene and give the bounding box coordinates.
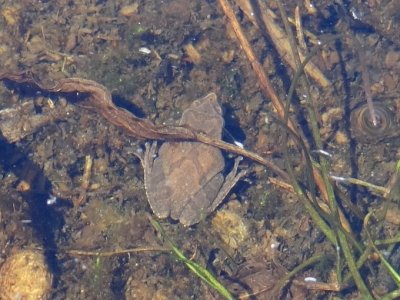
[136,93,246,226]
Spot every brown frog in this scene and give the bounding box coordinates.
[136,93,246,226]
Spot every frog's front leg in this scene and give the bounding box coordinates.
[209,156,247,213]
[134,141,158,173]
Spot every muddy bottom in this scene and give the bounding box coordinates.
[0,0,399,299]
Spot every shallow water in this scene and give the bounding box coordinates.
[0,0,399,299]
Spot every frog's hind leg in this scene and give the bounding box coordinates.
[226,157,244,179]
[210,156,247,213]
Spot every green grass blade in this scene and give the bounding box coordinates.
[149,217,234,300]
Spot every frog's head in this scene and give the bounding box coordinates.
[180,93,224,139]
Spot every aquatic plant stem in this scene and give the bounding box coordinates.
[275,3,374,296]
[338,230,373,299]
[330,175,388,195]
[358,47,378,127]
[219,0,345,231]
[272,253,329,294]
[381,289,400,300]
[149,217,234,300]
[275,1,339,222]
[275,0,348,237]
[364,212,400,287]
[375,235,400,246]
[273,115,337,244]
[336,0,378,127]
[217,0,297,133]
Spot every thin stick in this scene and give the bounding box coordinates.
[218,0,298,134]
[358,42,378,126]
[336,0,378,127]
[64,247,169,257]
[0,71,288,181]
[218,0,351,233]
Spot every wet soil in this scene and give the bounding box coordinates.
[0,0,399,299]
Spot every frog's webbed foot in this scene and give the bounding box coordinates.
[134,141,158,170]
[144,141,158,168]
[209,156,247,213]
[226,156,247,181]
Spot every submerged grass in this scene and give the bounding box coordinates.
[282,16,375,300]
[146,2,400,297]
[149,217,235,300]
[364,212,400,288]
[274,1,400,298]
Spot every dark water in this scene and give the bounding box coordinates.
[0,1,399,299]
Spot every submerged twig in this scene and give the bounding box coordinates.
[218,0,298,134]
[74,155,93,206]
[0,71,288,180]
[336,0,378,127]
[219,0,353,234]
[330,175,389,195]
[63,247,169,257]
[275,3,374,298]
[356,38,378,127]
[235,0,330,88]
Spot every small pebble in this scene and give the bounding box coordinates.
[120,3,139,17]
